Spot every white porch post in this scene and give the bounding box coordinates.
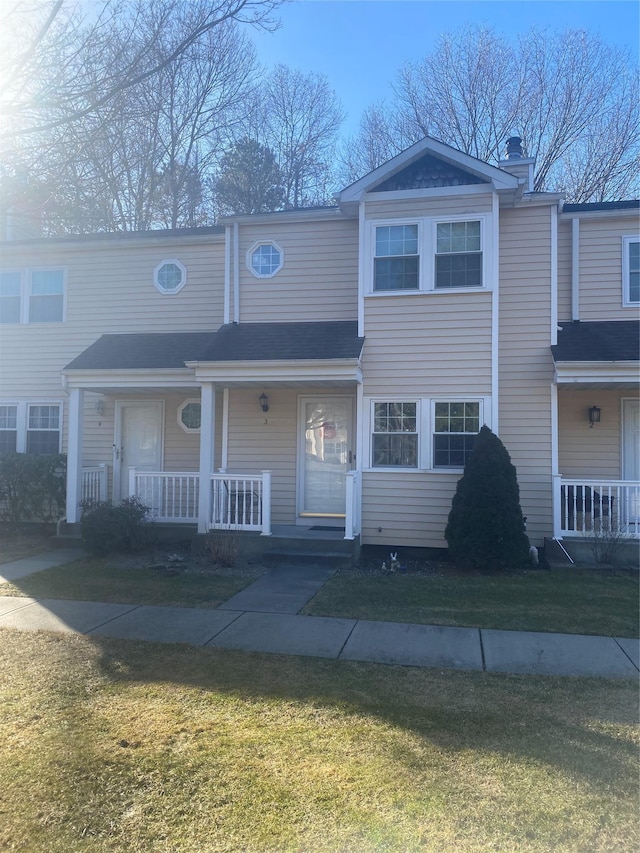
[261,470,272,536]
[65,387,84,523]
[552,474,563,539]
[198,383,215,533]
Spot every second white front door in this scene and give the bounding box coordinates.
[298,397,353,520]
[115,401,164,500]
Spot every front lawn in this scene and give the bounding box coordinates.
[0,630,637,853]
[0,556,262,609]
[302,567,640,638]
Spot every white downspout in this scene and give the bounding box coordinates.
[571,217,580,322]
[224,225,231,324]
[233,222,240,323]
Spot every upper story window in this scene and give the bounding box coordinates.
[623,236,639,306]
[154,260,186,294]
[435,221,482,289]
[368,215,489,295]
[0,269,65,324]
[374,225,419,291]
[247,242,283,278]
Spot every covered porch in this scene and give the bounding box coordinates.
[65,322,365,547]
[551,320,640,544]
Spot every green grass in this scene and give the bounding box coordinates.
[0,629,637,853]
[302,568,640,637]
[0,557,262,609]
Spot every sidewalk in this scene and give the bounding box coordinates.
[0,551,638,679]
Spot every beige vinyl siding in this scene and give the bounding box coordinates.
[361,472,459,548]
[365,193,493,221]
[224,388,299,525]
[498,203,555,545]
[558,389,633,479]
[0,237,224,401]
[235,218,358,323]
[557,218,573,321]
[363,293,493,396]
[576,216,638,320]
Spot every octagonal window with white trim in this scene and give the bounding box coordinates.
[154,260,187,294]
[247,242,283,278]
[178,400,201,433]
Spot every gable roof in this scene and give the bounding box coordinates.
[337,136,519,205]
[551,321,640,363]
[64,322,364,372]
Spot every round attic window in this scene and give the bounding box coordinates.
[154,260,186,294]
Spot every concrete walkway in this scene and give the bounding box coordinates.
[0,552,638,679]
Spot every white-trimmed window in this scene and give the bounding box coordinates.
[433,401,480,468]
[368,215,490,294]
[0,402,62,454]
[623,236,639,305]
[0,404,17,453]
[154,260,186,294]
[178,400,201,433]
[371,401,418,467]
[247,241,283,278]
[368,397,485,471]
[435,221,482,289]
[374,224,419,291]
[0,268,65,324]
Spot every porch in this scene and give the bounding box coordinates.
[553,476,640,540]
[82,465,360,540]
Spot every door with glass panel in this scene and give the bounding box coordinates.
[299,398,353,519]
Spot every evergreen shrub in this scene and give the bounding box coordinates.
[80,497,153,556]
[0,452,67,524]
[445,425,530,571]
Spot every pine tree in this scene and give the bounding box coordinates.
[445,425,530,571]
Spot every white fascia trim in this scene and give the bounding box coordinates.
[550,205,558,345]
[491,192,500,433]
[339,137,518,203]
[62,369,198,390]
[219,208,344,226]
[554,362,640,384]
[560,208,640,221]
[363,184,494,204]
[192,360,363,384]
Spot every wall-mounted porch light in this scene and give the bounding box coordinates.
[588,405,601,428]
[259,392,269,413]
[95,398,105,417]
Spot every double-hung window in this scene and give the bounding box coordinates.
[374,225,419,291]
[0,402,62,454]
[0,268,65,323]
[433,402,480,467]
[435,221,482,289]
[26,405,61,454]
[370,217,487,293]
[623,236,639,306]
[372,402,418,467]
[0,405,18,453]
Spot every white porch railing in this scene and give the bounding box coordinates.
[81,464,108,503]
[344,470,361,540]
[129,469,199,523]
[554,476,640,539]
[210,472,271,535]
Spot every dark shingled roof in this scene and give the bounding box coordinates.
[562,200,640,214]
[65,322,364,371]
[551,321,640,363]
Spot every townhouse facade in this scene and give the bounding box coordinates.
[1,137,638,557]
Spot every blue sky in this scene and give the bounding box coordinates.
[252,0,640,136]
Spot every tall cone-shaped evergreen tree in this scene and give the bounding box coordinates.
[445,425,530,571]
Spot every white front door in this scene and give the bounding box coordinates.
[298,397,353,522]
[114,401,164,500]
